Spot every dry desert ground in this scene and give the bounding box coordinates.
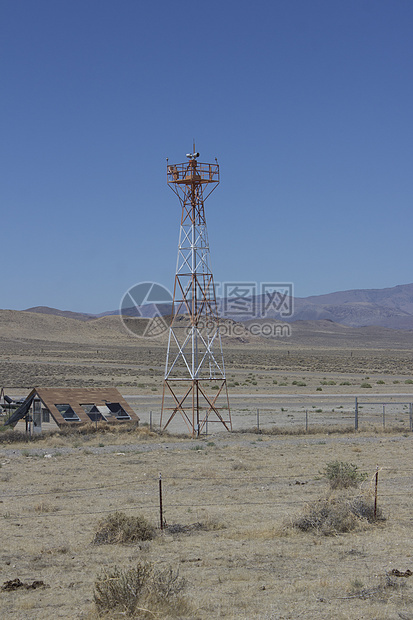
[1,310,413,618]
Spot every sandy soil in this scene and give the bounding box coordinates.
[2,310,413,433]
[1,311,413,617]
[0,429,412,619]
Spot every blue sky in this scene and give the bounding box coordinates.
[2,0,413,313]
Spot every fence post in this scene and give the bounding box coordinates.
[305,409,308,433]
[374,465,379,520]
[410,404,413,432]
[355,397,358,431]
[382,405,385,429]
[150,411,152,432]
[159,473,164,530]
[257,408,260,433]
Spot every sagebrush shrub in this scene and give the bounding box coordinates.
[94,561,187,617]
[322,461,367,489]
[93,511,155,545]
[293,493,384,535]
[94,563,151,615]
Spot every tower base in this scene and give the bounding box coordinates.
[161,378,231,437]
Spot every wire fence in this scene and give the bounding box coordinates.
[2,467,413,523]
[137,403,413,435]
[3,395,413,435]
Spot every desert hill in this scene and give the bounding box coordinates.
[233,282,413,329]
[261,318,413,348]
[0,310,131,345]
[2,309,413,351]
[302,282,413,311]
[20,282,413,330]
[291,283,413,329]
[2,310,413,391]
[25,306,95,322]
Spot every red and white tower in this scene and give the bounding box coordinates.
[160,146,231,436]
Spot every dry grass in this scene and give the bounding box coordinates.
[345,572,408,602]
[291,491,384,535]
[93,512,156,545]
[0,424,159,446]
[93,561,188,618]
[240,424,357,436]
[33,502,59,514]
[2,330,413,618]
[1,428,411,619]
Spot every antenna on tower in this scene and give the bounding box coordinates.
[186,142,200,160]
[160,148,231,437]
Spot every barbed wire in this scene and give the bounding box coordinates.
[2,468,412,525]
[4,491,413,522]
[2,468,412,500]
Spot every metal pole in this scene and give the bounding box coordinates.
[374,465,379,520]
[159,473,164,530]
[150,411,152,432]
[382,405,385,429]
[355,397,358,431]
[305,409,308,433]
[257,408,260,433]
[410,404,413,432]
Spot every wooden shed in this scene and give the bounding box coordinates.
[6,387,139,433]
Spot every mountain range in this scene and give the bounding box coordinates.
[23,282,413,330]
[267,283,413,329]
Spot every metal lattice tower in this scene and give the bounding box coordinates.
[160,146,231,437]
